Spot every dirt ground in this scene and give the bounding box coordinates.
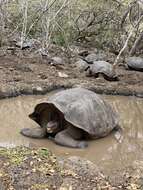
[0,147,143,190]
[0,45,143,98]
[0,45,143,189]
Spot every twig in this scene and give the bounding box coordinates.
[113,14,143,67]
[26,0,58,38]
[20,0,28,48]
[113,30,133,67]
[129,31,143,55]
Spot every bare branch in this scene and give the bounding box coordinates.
[113,14,143,67]
[26,0,58,37]
[113,30,133,67]
[129,31,143,55]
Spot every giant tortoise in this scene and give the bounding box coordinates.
[126,57,143,71]
[85,61,118,81]
[21,88,119,148]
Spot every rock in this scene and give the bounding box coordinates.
[16,40,34,49]
[32,86,43,94]
[38,48,49,57]
[114,131,123,143]
[58,72,68,78]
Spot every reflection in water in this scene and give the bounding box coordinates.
[0,93,143,173]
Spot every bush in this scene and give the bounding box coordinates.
[0,0,142,54]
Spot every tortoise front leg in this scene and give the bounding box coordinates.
[20,127,47,138]
[54,126,88,148]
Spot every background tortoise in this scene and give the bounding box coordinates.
[126,57,143,71]
[21,88,119,148]
[85,61,118,81]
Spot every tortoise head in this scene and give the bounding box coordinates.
[29,111,60,134]
[29,103,49,125]
[29,103,64,134]
[85,65,93,77]
[84,65,90,71]
[29,112,41,125]
[46,107,64,134]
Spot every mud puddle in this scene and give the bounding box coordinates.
[0,91,143,174]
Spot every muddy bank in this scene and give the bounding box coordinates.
[0,147,142,190]
[0,50,143,99]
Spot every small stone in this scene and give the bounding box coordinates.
[58,72,68,78]
[32,86,43,94]
[4,162,10,166]
[30,161,34,166]
[16,40,33,49]
[38,48,49,56]
[9,67,14,71]
[35,86,42,91]
[32,168,36,172]
[39,74,47,79]
[49,169,55,173]
[114,131,123,143]
[9,187,15,190]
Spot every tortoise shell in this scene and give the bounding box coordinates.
[126,57,143,71]
[30,88,119,137]
[86,61,117,79]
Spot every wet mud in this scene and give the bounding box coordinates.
[0,54,143,99]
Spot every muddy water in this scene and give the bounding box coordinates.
[0,92,143,173]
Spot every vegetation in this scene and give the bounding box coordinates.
[0,0,143,55]
[0,147,142,190]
